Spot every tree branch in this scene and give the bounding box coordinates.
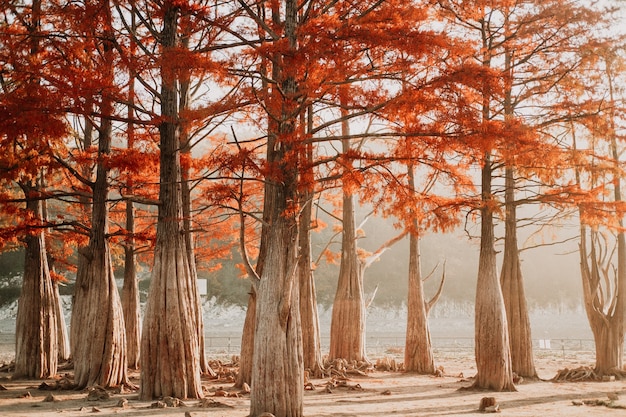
[362,230,408,269]
[426,261,446,315]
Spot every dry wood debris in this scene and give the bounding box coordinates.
[552,366,626,382]
[323,358,373,378]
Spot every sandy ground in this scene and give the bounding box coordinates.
[1,349,625,417]
[0,306,616,416]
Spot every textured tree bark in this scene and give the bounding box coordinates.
[577,64,625,376]
[70,2,128,387]
[472,26,515,390]
[122,23,141,369]
[298,107,324,377]
[235,288,256,388]
[249,1,304,414]
[43,188,70,363]
[14,195,58,379]
[71,241,128,388]
[180,78,210,376]
[579,227,625,375]
[298,184,324,377]
[71,122,128,388]
[592,317,624,373]
[250,216,303,417]
[139,1,203,400]
[53,281,69,362]
[500,167,536,379]
[404,164,436,374]
[70,136,128,387]
[404,230,434,373]
[329,191,367,363]
[122,240,141,369]
[329,108,367,363]
[140,234,203,399]
[248,129,304,415]
[13,0,59,382]
[474,155,515,391]
[499,38,536,378]
[180,186,210,376]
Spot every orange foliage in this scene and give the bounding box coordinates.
[0,0,623,284]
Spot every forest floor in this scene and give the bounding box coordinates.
[0,305,619,416]
[1,349,626,417]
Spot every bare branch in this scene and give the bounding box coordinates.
[365,284,379,309]
[233,129,261,285]
[313,230,341,266]
[362,231,408,269]
[53,154,94,189]
[119,193,160,206]
[426,261,446,315]
[237,0,279,40]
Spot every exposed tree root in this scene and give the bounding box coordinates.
[552,366,597,382]
[37,374,76,390]
[375,357,403,372]
[86,385,111,401]
[208,358,239,383]
[57,360,73,371]
[0,362,14,373]
[323,357,373,378]
[321,376,364,393]
[305,363,328,379]
[572,397,626,409]
[197,397,234,408]
[552,366,626,382]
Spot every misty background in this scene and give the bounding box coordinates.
[0,205,584,311]
[0,201,590,349]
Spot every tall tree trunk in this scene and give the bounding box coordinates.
[577,56,626,376]
[139,2,203,399]
[594,325,623,373]
[251,216,303,417]
[13,0,60,381]
[71,239,128,388]
[298,242,323,379]
[179,70,210,376]
[53,281,69,362]
[249,1,304,414]
[579,228,625,374]
[500,167,536,379]
[329,190,367,362]
[122,8,141,370]
[69,0,128,389]
[404,166,435,374]
[472,18,515,390]
[236,287,256,388]
[122,228,140,369]
[578,169,625,375]
[499,34,536,378]
[14,188,58,379]
[474,154,515,391]
[404,231,434,373]
[47,240,70,365]
[181,153,210,376]
[121,102,140,371]
[70,113,127,387]
[236,65,273,389]
[298,108,324,378]
[607,61,626,376]
[329,101,367,363]
[42,183,70,363]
